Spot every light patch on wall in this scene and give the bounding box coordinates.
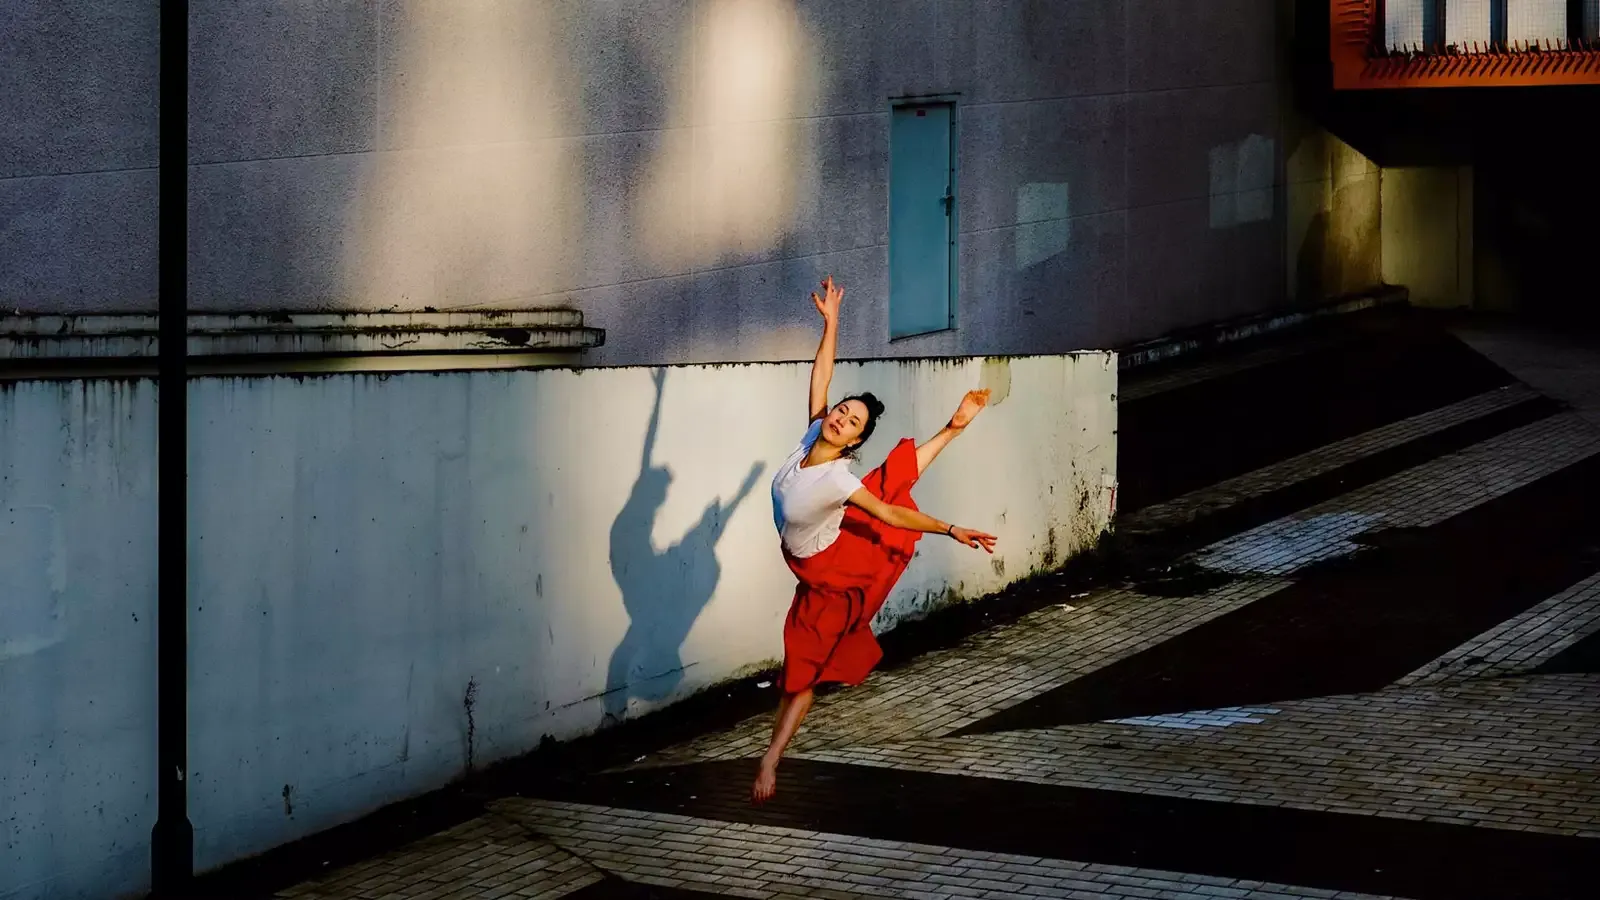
[0,505,66,660]
[1284,132,1381,303]
[1197,511,1385,576]
[640,0,816,268]
[343,1,580,307]
[1208,134,1275,229]
[979,358,1011,407]
[1014,182,1071,270]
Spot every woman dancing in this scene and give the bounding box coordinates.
[755,275,997,803]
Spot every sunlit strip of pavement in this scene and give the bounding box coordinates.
[799,674,1600,839]
[1397,569,1600,687]
[498,798,1404,900]
[522,750,1597,900]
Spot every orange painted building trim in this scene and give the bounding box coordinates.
[1330,0,1600,89]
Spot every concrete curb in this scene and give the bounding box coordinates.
[1119,287,1411,372]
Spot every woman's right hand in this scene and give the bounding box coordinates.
[811,275,844,322]
[950,526,998,554]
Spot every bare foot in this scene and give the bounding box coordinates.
[751,759,778,804]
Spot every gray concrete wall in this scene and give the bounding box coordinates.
[0,2,158,314]
[4,1,1344,366]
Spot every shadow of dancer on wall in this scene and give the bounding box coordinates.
[605,367,765,724]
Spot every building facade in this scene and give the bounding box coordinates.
[1,3,1393,898]
[5,0,1382,369]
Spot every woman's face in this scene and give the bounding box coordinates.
[819,398,869,450]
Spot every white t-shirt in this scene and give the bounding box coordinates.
[771,419,866,558]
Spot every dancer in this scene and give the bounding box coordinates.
[755,275,996,803]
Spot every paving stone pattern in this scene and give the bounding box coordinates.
[499,800,1399,900]
[1195,412,1600,576]
[1124,383,1538,534]
[275,813,602,900]
[798,674,1600,838]
[271,323,1600,900]
[1398,571,1600,686]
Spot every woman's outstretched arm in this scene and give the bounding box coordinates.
[808,276,844,422]
[847,489,998,553]
[916,389,990,474]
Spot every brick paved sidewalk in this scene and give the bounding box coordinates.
[257,314,1600,900]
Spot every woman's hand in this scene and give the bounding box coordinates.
[948,389,990,430]
[811,275,844,322]
[950,526,998,553]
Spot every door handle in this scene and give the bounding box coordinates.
[941,188,954,216]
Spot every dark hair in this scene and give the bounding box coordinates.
[838,392,886,458]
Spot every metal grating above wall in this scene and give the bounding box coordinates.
[1337,0,1600,87]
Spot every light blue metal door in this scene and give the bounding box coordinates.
[889,102,955,338]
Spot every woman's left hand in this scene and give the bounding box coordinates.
[950,526,998,553]
[948,389,991,430]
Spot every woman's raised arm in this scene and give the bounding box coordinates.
[808,276,844,422]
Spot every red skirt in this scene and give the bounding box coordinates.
[780,437,923,694]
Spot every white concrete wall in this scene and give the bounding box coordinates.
[1,353,1115,899]
[0,380,159,900]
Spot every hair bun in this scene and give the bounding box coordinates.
[836,391,886,459]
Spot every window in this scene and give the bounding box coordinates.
[1385,1,1585,52]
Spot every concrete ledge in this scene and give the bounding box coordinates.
[1119,287,1410,371]
[0,310,604,361]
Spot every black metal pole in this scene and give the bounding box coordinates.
[152,0,193,894]
[1570,0,1587,48]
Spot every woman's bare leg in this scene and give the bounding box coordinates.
[752,687,815,803]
